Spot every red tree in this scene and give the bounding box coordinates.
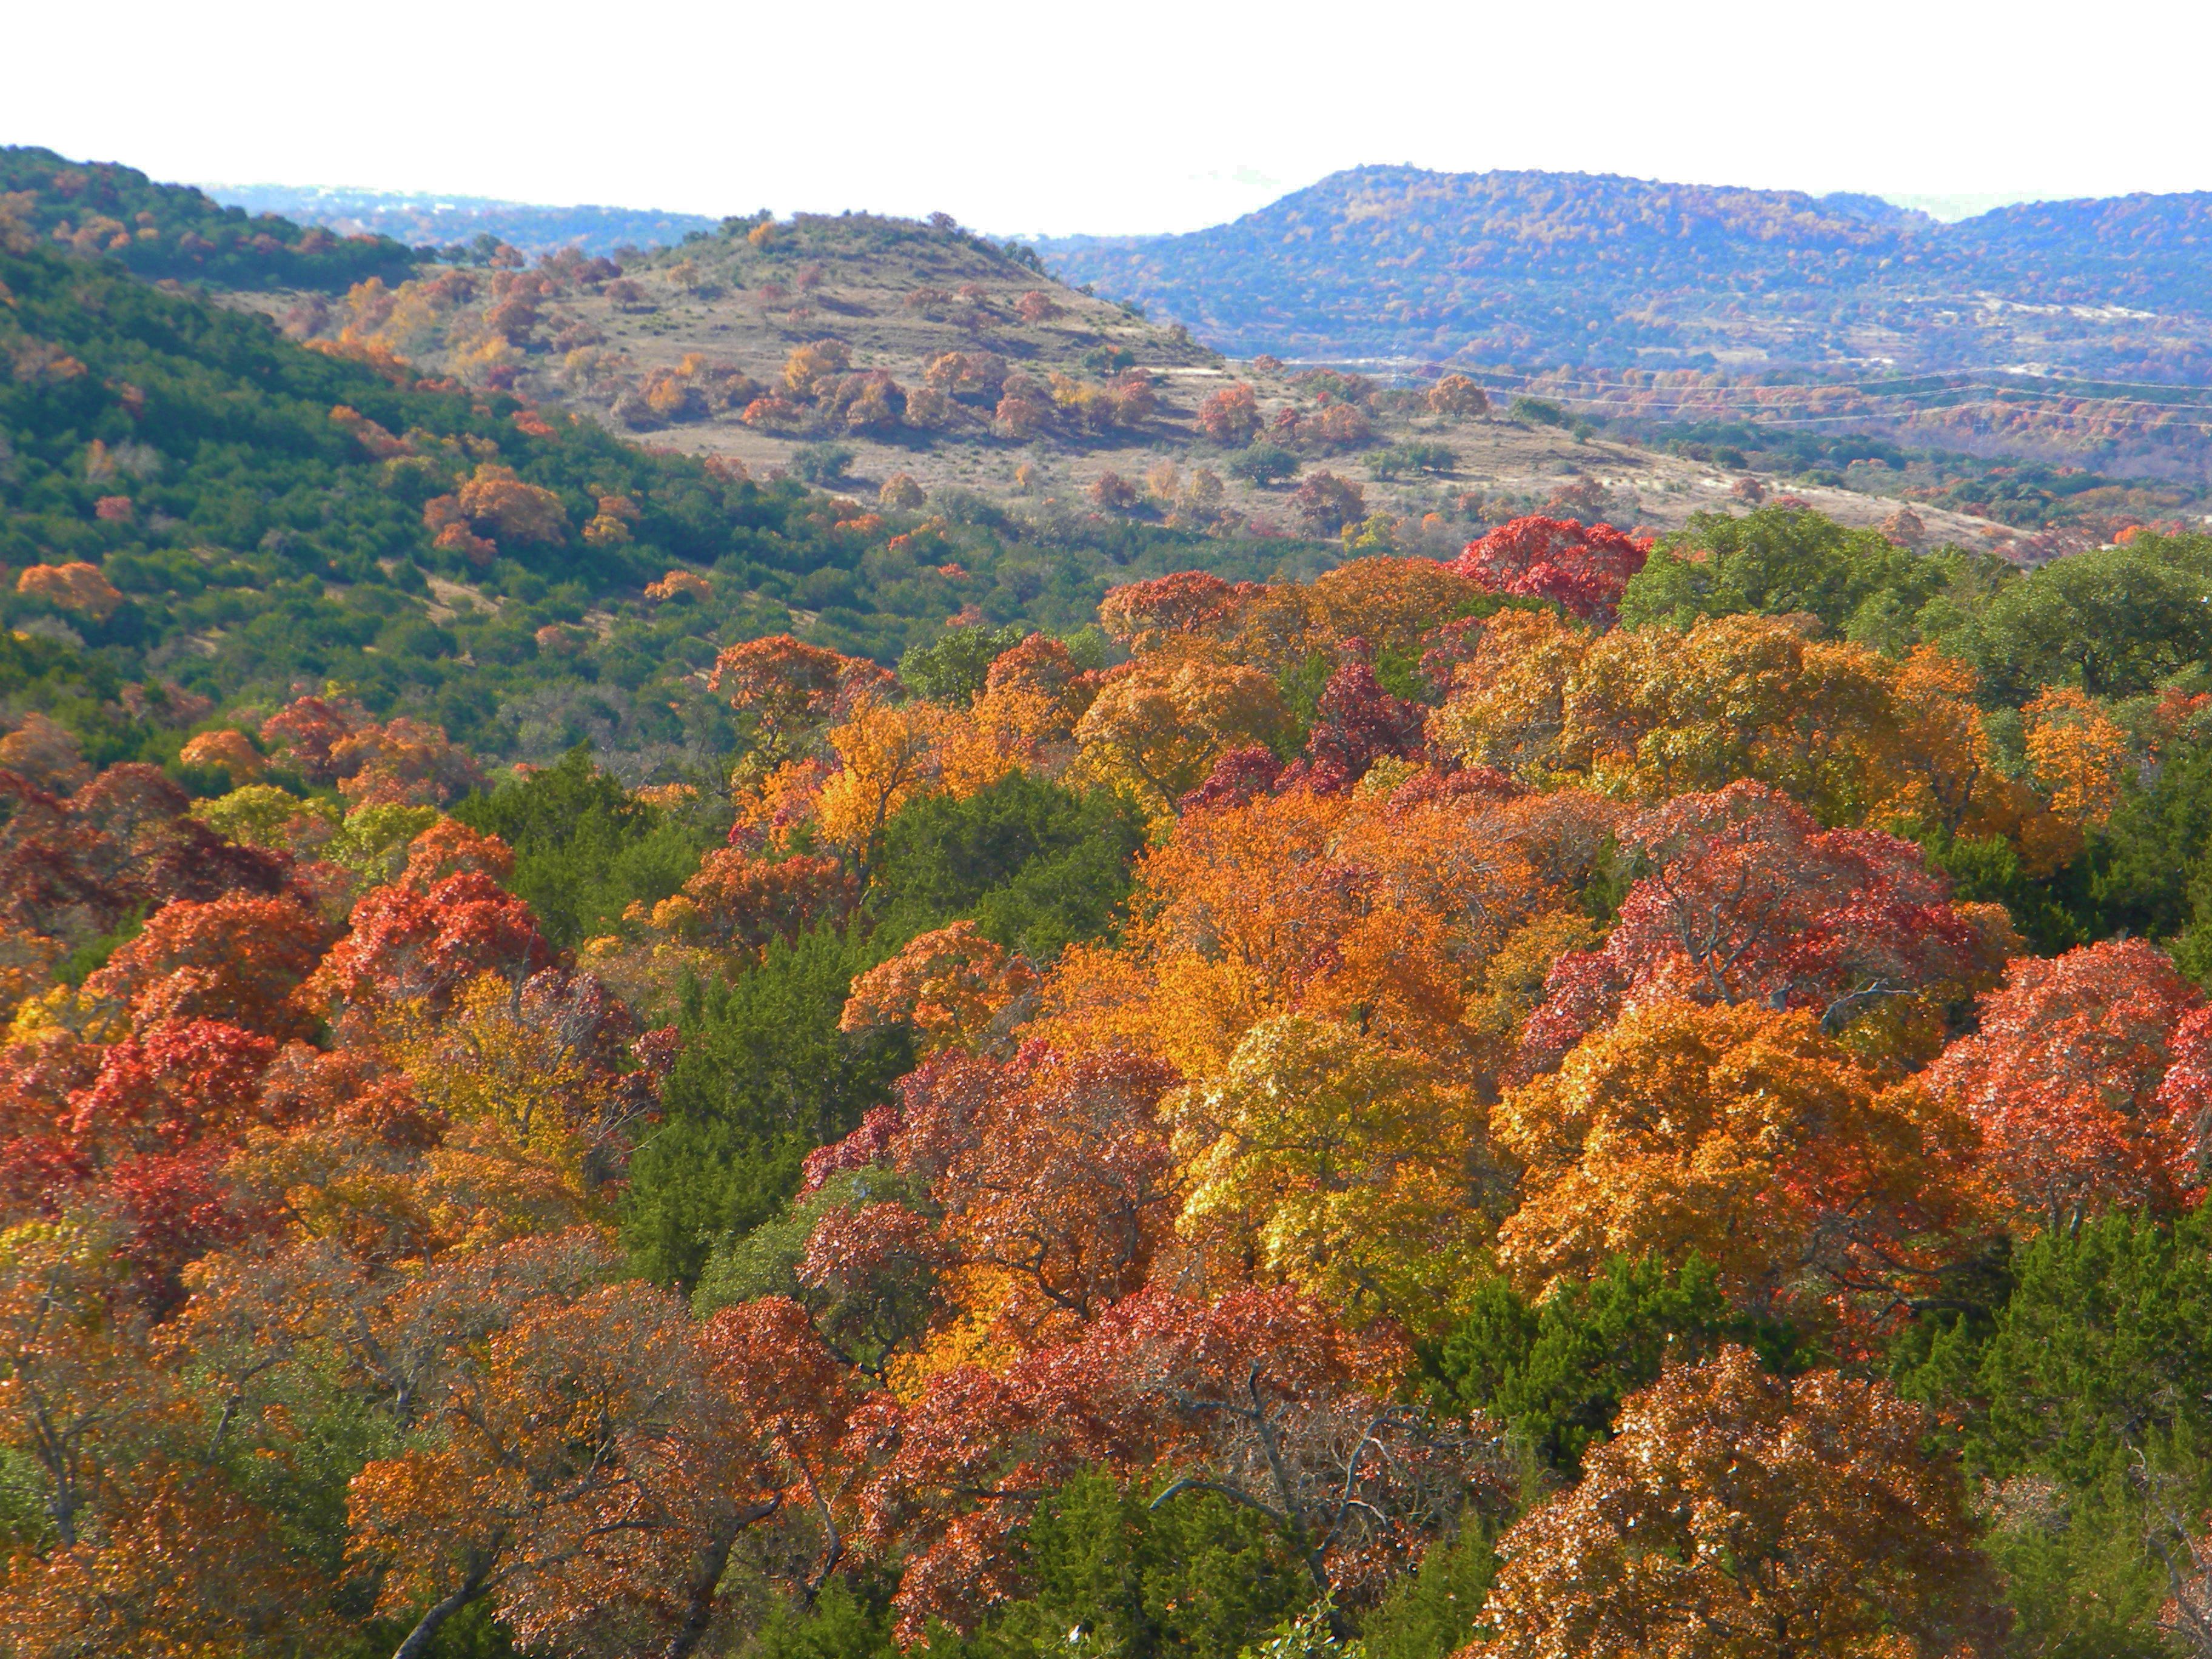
[1451,515,1650,622]
[1925,939,2206,1230]
[1522,780,2011,1073]
[309,871,552,1017]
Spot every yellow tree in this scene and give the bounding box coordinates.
[1072,655,1290,816]
[1165,1014,1492,1327]
[813,694,948,871]
[2024,685,2130,828]
[1434,610,1912,823]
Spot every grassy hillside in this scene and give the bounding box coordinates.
[1,144,412,290]
[228,206,2060,556]
[0,238,1330,776]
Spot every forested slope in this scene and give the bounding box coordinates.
[1,145,412,290]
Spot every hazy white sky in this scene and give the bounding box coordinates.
[9,0,2205,236]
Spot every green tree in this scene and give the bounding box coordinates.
[451,746,720,948]
[622,927,913,1286]
[1961,538,2212,699]
[1621,506,1971,640]
[1438,1256,1807,1474]
[1896,1209,2212,1659]
[897,623,1028,705]
[868,771,1146,960]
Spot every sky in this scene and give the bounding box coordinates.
[9,0,2208,237]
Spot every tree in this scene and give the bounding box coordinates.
[81,892,327,1037]
[454,463,569,546]
[839,921,1038,1054]
[1196,384,1263,446]
[15,561,122,621]
[1099,572,1261,653]
[1165,1014,1488,1326]
[260,694,371,785]
[176,728,263,782]
[2023,685,2130,828]
[1965,541,2212,700]
[783,340,853,397]
[1439,1255,1801,1475]
[1902,1205,2212,1657]
[1923,939,2205,1232]
[1089,472,1141,511]
[856,1286,1502,1642]
[1620,504,1963,638]
[0,1461,325,1659]
[308,870,552,1019]
[1468,1347,2008,1659]
[1292,472,1365,534]
[1432,610,1925,823]
[329,717,485,807]
[1427,375,1489,418]
[0,1219,165,1553]
[649,849,856,956]
[1520,780,2013,1070]
[1074,657,1291,816]
[814,695,949,870]
[1225,440,1301,487]
[1452,516,1649,623]
[710,636,892,764]
[1494,1000,1979,1324]
[347,1280,794,1659]
[898,622,1028,706]
[1276,637,1427,793]
[623,928,914,1286]
[68,1017,278,1164]
[805,1041,1181,1349]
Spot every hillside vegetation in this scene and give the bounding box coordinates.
[16,141,2212,1659]
[0,236,1323,776]
[236,207,2082,557]
[1,145,412,290]
[210,183,725,262]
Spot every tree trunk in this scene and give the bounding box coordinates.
[660,1522,740,1659]
[392,1570,490,1659]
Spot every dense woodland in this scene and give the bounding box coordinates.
[17,141,2212,1659]
[8,463,2212,1655]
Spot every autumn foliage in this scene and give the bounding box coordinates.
[0,518,2181,1657]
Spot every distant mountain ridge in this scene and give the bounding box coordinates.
[1038,165,2212,380]
[205,184,725,260]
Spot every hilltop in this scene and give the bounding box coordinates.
[215,206,2039,555]
[0,232,1329,780]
